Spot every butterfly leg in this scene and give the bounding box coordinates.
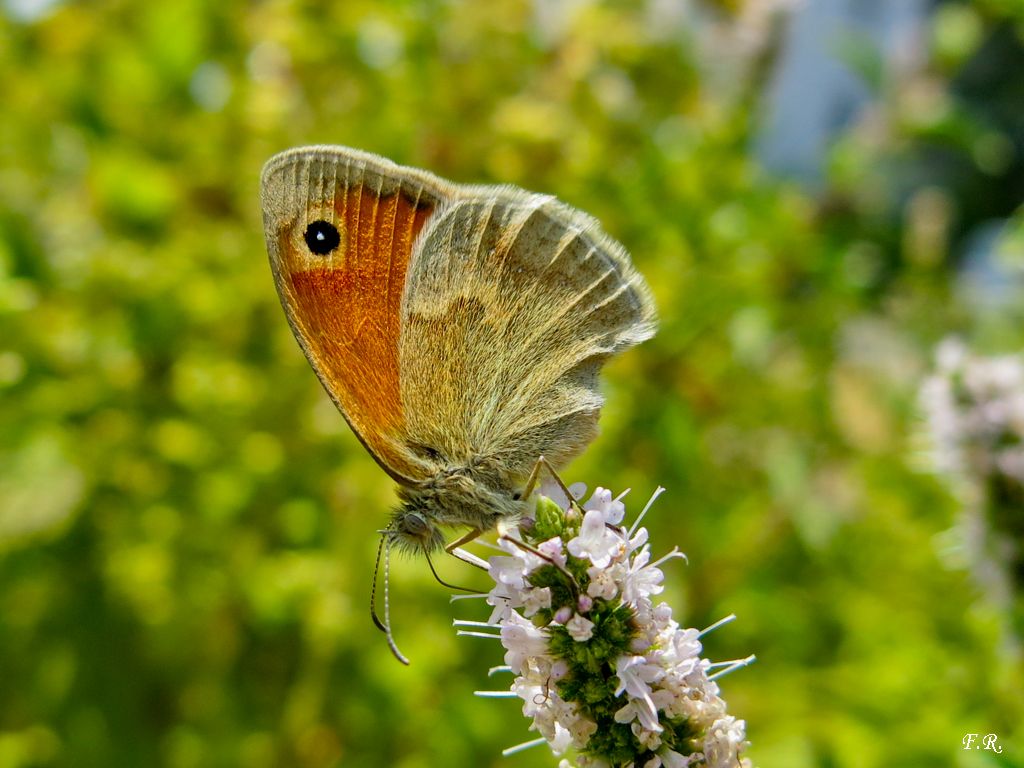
[498,534,580,597]
[521,455,581,511]
[444,529,489,570]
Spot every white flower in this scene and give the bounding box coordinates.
[566,709,598,744]
[633,721,662,751]
[500,612,548,674]
[485,596,513,625]
[919,339,1024,607]
[621,544,667,603]
[583,486,626,525]
[522,586,552,617]
[567,507,622,567]
[614,696,663,733]
[629,525,650,552]
[920,339,1024,487]
[703,716,750,768]
[489,553,528,591]
[566,613,595,641]
[512,676,548,716]
[538,536,568,567]
[615,654,663,700]
[587,564,619,599]
[550,722,573,754]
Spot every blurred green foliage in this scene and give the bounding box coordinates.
[1,1,1022,767]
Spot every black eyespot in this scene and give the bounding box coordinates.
[303,220,340,255]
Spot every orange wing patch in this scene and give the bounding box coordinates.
[267,168,438,483]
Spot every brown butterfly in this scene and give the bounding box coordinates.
[261,146,655,658]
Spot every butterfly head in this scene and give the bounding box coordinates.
[386,502,446,555]
[387,468,525,554]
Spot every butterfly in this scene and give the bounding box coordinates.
[261,146,656,659]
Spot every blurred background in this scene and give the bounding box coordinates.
[1,0,1023,766]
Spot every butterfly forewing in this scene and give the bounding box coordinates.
[261,147,451,484]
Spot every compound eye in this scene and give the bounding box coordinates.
[401,512,429,536]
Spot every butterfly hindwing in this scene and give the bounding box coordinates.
[397,189,656,478]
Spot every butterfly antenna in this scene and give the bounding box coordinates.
[370,533,388,633]
[382,537,411,666]
[422,547,478,592]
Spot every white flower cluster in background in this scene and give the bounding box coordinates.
[457,485,753,768]
[919,338,1024,489]
[919,338,1024,619]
